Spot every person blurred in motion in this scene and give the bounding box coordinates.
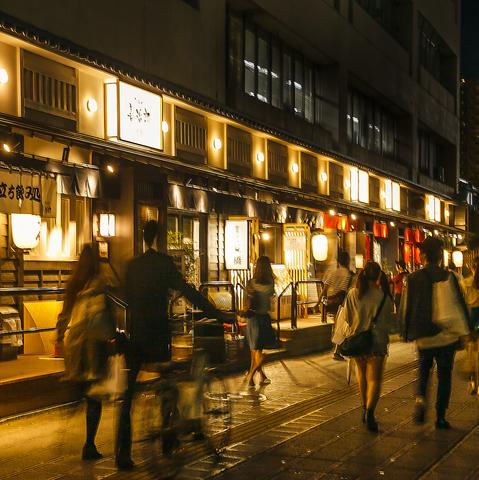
[342,262,394,432]
[322,251,354,360]
[391,260,409,310]
[400,237,469,429]
[462,257,479,329]
[116,220,222,470]
[56,244,115,461]
[244,256,277,387]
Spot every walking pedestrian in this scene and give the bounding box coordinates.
[244,256,277,387]
[391,260,408,310]
[322,251,354,360]
[55,244,115,461]
[341,262,394,432]
[116,220,222,470]
[462,257,479,330]
[400,237,470,429]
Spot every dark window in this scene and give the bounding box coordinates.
[241,18,337,128]
[346,88,397,158]
[418,131,437,176]
[356,0,394,36]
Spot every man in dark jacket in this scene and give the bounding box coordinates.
[400,237,469,429]
[116,220,222,470]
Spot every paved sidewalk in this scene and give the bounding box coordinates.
[0,343,419,479]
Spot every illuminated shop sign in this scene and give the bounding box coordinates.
[384,179,401,212]
[105,81,163,150]
[225,220,249,270]
[425,194,441,222]
[350,167,369,203]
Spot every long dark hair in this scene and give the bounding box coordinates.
[380,271,393,300]
[356,261,382,299]
[474,257,479,290]
[253,256,274,285]
[63,244,100,314]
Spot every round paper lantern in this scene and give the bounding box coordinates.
[312,234,328,261]
[11,214,41,249]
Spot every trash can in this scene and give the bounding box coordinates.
[194,319,226,364]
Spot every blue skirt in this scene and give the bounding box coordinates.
[247,314,279,350]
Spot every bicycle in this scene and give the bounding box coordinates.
[133,343,232,476]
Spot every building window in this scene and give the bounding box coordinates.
[356,0,395,37]
[242,19,336,127]
[418,14,456,93]
[347,89,397,158]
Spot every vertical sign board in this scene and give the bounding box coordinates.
[225,220,249,270]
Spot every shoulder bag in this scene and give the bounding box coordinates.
[339,293,387,357]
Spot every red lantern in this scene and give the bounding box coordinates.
[323,213,338,229]
[403,243,412,265]
[415,229,425,244]
[405,228,414,242]
[381,223,388,239]
[365,234,371,262]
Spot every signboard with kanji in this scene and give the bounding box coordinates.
[225,220,249,270]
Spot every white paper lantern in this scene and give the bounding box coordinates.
[452,250,463,268]
[11,214,41,249]
[312,234,328,261]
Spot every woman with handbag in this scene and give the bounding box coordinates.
[341,261,394,432]
[56,244,115,460]
[244,256,277,387]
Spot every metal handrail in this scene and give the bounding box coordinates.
[292,280,324,328]
[276,282,293,339]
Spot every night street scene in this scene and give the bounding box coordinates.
[0,0,479,479]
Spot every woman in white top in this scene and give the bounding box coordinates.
[342,261,394,432]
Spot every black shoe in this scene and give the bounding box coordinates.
[82,443,103,461]
[366,410,378,432]
[116,453,135,470]
[435,419,451,429]
[413,403,426,424]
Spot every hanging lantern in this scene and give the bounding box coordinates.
[443,250,449,267]
[452,250,463,268]
[312,234,328,261]
[11,214,41,249]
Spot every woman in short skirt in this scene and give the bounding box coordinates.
[245,256,277,387]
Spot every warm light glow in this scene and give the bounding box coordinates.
[47,227,62,257]
[320,171,328,182]
[2,143,10,153]
[443,250,449,267]
[225,220,249,270]
[350,167,359,202]
[329,209,336,216]
[351,213,357,220]
[458,234,463,240]
[355,254,364,270]
[86,98,98,113]
[426,194,441,222]
[392,182,401,212]
[291,162,299,174]
[106,164,115,173]
[312,234,328,261]
[99,213,116,237]
[433,229,439,236]
[452,250,463,268]
[212,137,222,151]
[384,180,392,210]
[256,151,265,162]
[161,120,169,133]
[105,82,118,138]
[11,214,41,249]
[434,197,441,222]
[344,179,351,189]
[358,170,369,203]
[390,221,395,227]
[0,68,8,85]
[261,231,271,241]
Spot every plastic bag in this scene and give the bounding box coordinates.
[87,354,127,401]
[331,305,349,345]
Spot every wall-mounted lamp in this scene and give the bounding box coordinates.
[99,213,116,238]
[86,98,98,113]
[329,209,336,216]
[11,214,41,249]
[2,142,20,153]
[106,164,115,174]
[320,171,328,182]
[256,151,265,163]
[161,120,169,133]
[212,137,222,151]
[0,68,8,85]
[351,213,357,221]
[261,231,270,241]
[291,162,299,174]
[390,221,396,227]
